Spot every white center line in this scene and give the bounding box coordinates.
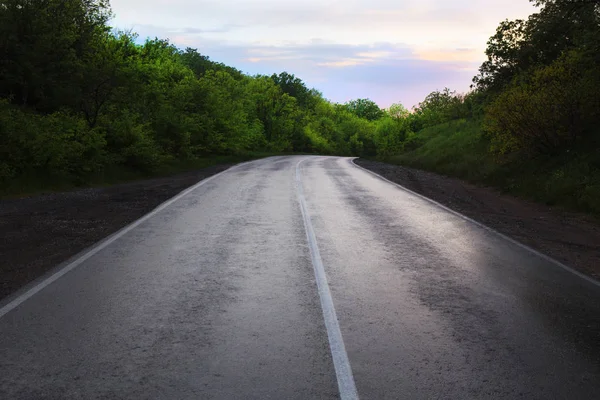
[295,157,360,400]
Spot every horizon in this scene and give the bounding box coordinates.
[110,0,536,108]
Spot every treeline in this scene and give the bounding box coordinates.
[2,0,599,212]
[477,0,600,158]
[0,0,385,191]
[363,0,600,214]
[368,0,600,157]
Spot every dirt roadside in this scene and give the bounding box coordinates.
[355,159,600,281]
[0,164,235,300]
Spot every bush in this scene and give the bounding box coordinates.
[386,119,494,180]
[100,111,162,173]
[484,51,600,156]
[374,117,411,157]
[0,102,106,183]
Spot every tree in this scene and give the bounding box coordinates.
[344,98,384,121]
[271,72,316,110]
[0,0,388,192]
[472,19,530,92]
[387,103,410,121]
[412,88,467,128]
[0,0,112,111]
[484,51,600,156]
[179,47,244,80]
[179,48,212,78]
[473,0,600,93]
[247,76,308,151]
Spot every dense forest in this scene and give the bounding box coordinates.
[1,0,599,214]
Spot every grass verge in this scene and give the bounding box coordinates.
[382,119,600,217]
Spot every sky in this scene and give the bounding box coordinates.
[109,0,536,108]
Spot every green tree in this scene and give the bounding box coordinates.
[474,0,600,93]
[271,72,317,110]
[0,0,388,193]
[0,0,112,111]
[484,51,600,156]
[344,98,384,121]
[387,103,410,120]
[412,88,468,128]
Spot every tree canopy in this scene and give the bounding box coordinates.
[1,0,599,203]
[0,0,389,189]
[343,98,385,121]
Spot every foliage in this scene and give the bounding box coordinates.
[271,72,318,110]
[484,51,600,156]
[0,0,112,111]
[0,100,106,182]
[386,119,493,180]
[474,0,600,157]
[474,0,600,93]
[373,0,600,216]
[412,88,472,129]
[2,0,600,218]
[386,119,600,215]
[373,116,410,158]
[343,98,385,121]
[387,103,410,120]
[0,0,385,193]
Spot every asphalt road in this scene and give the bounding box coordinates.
[1,156,599,399]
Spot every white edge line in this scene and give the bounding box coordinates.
[0,158,267,319]
[296,157,359,400]
[349,157,600,289]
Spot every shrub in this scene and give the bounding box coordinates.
[484,51,600,156]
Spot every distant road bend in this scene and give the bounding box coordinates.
[1,156,600,399]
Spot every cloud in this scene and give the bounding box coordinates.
[309,57,478,107]
[110,0,535,50]
[414,48,481,62]
[108,0,536,107]
[156,36,476,107]
[175,25,240,34]
[318,60,366,67]
[112,26,479,107]
[120,23,238,40]
[238,42,414,69]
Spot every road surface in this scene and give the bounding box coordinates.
[1,156,599,399]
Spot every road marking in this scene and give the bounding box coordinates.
[0,158,267,319]
[296,158,360,400]
[350,158,600,289]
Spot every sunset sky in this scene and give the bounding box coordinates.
[109,0,536,108]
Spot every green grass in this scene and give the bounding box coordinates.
[381,119,600,217]
[0,151,289,199]
[388,119,496,181]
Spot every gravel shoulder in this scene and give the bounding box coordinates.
[354,159,600,281]
[0,164,235,300]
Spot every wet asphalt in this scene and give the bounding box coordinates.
[1,156,599,399]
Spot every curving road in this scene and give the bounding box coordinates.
[1,156,600,399]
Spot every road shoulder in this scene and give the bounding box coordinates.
[0,164,235,300]
[354,159,600,281]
